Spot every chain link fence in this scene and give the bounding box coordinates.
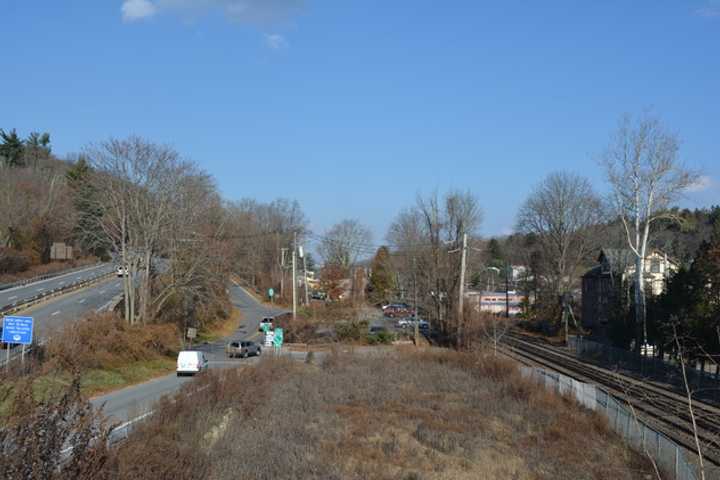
[568,336,720,404]
[520,366,700,480]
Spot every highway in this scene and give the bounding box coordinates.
[18,276,124,341]
[92,283,287,426]
[0,263,115,309]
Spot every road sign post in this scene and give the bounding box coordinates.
[186,327,197,348]
[2,316,33,371]
[273,327,284,354]
[2,316,34,345]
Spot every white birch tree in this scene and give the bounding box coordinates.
[601,114,698,345]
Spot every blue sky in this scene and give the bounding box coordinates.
[2,0,719,242]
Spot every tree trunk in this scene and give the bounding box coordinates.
[635,254,647,346]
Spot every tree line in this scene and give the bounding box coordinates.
[366,113,712,352]
[0,131,311,333]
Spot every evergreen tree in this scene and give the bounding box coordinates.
[0,128,25,167]
[367,246,396,303]
[486,237,505,268]
[25,131,51,168]
[66,157,110,259]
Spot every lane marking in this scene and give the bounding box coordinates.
[8,295,17,300]
[36,287,45,291]
[51,311,61,316]
[99,290,106,294]
[78,299,86,304]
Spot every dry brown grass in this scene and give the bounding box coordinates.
[112,349,655,479]
[45,313,180,371]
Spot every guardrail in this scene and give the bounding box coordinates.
[0,270,115,317]
[0,262,107,292]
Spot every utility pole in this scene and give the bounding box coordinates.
[450,234,468,347]
[413,255,419,343]
[458,233,467,347]
[505,262,510,318]
[303,250,310,306]
[280,247,287,299]
[292,232,297,321]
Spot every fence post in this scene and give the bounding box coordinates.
[625,407,631,439]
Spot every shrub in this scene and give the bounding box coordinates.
[367,330,395,345]
[46,313,180,370]
[335,320,368,342]
[0,248,31,275]
[0,375,114,479]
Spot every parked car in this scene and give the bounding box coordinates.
[311,291,327,300]
[176,350,208,376]
[384,306,412,318]
[226,341,262,358]
[116,265,128,277]
[259,317,273,331]
[382,302,410,311]
[396,318,412,329]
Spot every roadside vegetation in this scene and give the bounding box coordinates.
[110,349,655,480]
[1,305,244,409]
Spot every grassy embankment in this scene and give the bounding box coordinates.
[113,349,657,480]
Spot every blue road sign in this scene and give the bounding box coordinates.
[1,316,33,345]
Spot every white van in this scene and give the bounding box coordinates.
[176,350,208,376]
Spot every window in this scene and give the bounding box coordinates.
[650,258,661,274]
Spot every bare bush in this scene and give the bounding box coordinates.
[0,376,113,480]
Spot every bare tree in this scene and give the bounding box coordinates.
[387,190,482,339]
[601,114,699,345]
[86,137,192,324]
[479,313,513,356]
[517,171,605,296]
[318,219,372,270]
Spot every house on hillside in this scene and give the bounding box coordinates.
[581,248,678,331]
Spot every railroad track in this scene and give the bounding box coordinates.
[501,332,720,470]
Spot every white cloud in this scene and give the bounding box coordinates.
[122,0,158,22]
[264,33,288,50]
[686,175,713,192]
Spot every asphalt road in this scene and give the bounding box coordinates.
[16,276,124,341]
[0,263,115,309]
[92,282,287,426]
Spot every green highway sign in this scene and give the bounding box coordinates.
[273,327,284,347]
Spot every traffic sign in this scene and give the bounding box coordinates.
[264,330,275,347]
[2,316,33,345]
[261,322,271,333]
[268,288,275,298]
[273,328,284,348]
[187,327,197,339]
